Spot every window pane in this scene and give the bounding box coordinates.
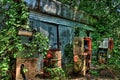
[59,25,73,54]
[30,20,58,49]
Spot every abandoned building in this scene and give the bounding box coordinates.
[0,0,96,79]
[25,0,95,54]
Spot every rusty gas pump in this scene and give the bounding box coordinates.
[73,37,92,76]
[43,49,62,77]
[97,38,114,64]
[16,30,45,80]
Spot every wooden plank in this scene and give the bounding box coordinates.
[18,30,33,36]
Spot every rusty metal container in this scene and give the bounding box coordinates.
[16,58,43,80]
[108,38,114,50]
[84,37,92,51]
[73,37,92,76]
[43,49,61,77]
[44,49,61,68]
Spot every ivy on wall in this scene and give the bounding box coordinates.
[58,0,120,73]
[0,0,49,79]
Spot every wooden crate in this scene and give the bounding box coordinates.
[73,37,92,76]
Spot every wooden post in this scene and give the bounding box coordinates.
[83,56,86,76]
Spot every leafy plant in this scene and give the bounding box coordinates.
[45,67,66,80]
[0,0,49,80]
[90,70,99,77]
[63,43,73,63]
[32,32,49,58]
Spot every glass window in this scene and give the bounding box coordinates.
[24,0,38,9]
[30,20,58,49]
[59,25,73,54]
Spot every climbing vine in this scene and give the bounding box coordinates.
[58,0,120,76]
[0,0,49,80]
[45,67,66,80]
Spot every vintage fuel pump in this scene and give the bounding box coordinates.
[97,38,114,64]
[16,30,45,80]
[43,49,61,77]
[73,37,92,76]
[16,29,62,79]
[44,49,61,68]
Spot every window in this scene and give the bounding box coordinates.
[30,20,58,49]
[59,25,73,54]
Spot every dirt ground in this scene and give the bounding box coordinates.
[33,65,120,80]
[68,67,119,80]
